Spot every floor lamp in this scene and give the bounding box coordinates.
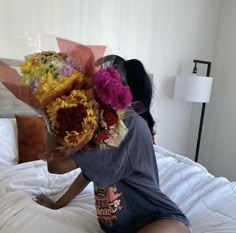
[174,60,213,162]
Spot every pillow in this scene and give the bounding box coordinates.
[0,118,18,166]
[15,115,46,163]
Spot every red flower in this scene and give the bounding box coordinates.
[56,104,87,136]
[103,109,118,127]
[95,131,108,141]
[99,103,119,128]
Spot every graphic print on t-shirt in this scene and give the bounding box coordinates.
[94,185,123,225]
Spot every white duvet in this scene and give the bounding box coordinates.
[0,146,236,233]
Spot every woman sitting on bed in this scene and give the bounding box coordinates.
[36,57,191,233]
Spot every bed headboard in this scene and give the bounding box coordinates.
[0,83,36,117]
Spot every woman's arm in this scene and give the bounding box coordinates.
[43,131,79,174]
[40,148,79,174]
[36,172,90,209]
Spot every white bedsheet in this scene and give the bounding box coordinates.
[0,146,236,233]
[156,146,236,233]
[0,161,102,233]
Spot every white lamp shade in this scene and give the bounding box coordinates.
[174,74,213,103]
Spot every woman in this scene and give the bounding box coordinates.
[36,56,191,233]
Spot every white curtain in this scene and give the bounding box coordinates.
[0,0,219,156]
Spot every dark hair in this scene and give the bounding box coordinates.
[124,59,155,135]
[95,55,127,85]
[111,55,127,85]
[96,55,155,135]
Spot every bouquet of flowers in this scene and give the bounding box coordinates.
[0,36,133,153]
[19,50,98,148]
[20,51,85,107]
[91,67,132,148]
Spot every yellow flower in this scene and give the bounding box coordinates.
[46,89,98,148]
[64,131,81,147]
[20,51,86,107]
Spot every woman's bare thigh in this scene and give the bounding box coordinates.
[138,219,191,233]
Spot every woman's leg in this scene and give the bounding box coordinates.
[138,219,191,233]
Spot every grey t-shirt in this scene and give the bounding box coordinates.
[71,114,190,233]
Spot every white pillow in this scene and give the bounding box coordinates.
[0,118,18,166]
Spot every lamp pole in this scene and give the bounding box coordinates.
[193,60,211,162]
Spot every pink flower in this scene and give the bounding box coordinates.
[107,67,120,80]
[92,67,132,110]
[111,85,133,110]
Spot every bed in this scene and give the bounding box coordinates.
[0,117,236,233]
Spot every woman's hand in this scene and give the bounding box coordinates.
[41,131,84,161]
[35,173,89,210]
[39,148,65,161]
[39,146,81,161]
[35,194,56,209]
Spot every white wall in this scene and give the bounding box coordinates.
[151,0,220,155]
[196,0,236,181]
[0,0,223,171]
